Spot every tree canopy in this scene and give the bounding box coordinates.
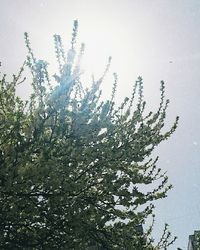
[0,20,178,249]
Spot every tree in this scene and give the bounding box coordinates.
[194,231,200,250]
[197,233,200,250]
[0,20,178,249]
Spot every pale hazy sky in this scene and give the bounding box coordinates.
[1,0,200,249]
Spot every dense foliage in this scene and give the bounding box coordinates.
[195,231,200,250]
[0,21,178,249]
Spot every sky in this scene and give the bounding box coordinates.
[0,0,200,249]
